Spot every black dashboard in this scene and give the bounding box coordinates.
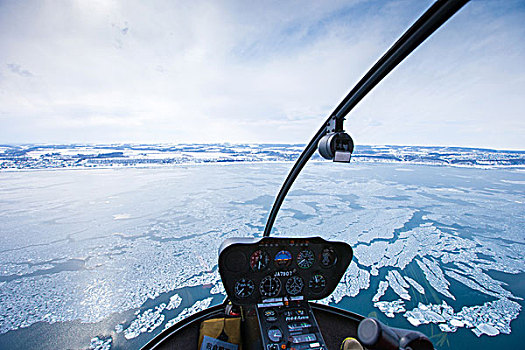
[218,237,353,306]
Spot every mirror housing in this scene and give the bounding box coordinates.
[318,132,354,163]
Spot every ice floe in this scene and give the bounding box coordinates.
[320,263,370,304]
[404,298,521,337]
[385,270,410,301]
[113,214,131,220]
[0,162,523,347]
[404,276,424,295]
[372,281,389,302]
[415,258,455,300]
[124,303,166,339]
[166,294,182,310]
[89,336,112,350]
[374,300,406,318]
[164,297,213,330]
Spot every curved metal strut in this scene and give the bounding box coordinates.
[263,0,469,237]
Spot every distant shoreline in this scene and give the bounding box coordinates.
[1,144,524,171]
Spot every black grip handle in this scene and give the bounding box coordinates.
[357,318,434,350]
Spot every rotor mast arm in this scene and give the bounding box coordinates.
[263,0,469,237]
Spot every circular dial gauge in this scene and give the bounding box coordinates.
[260,275,281,297]
[285,276,304,296]
[308,273,327,294]
[320,247,337,268]
[250,250,269,271]
[268,326,283,342]
[234,278,255,298]
[297,249,315,269]
[274,250,292,267]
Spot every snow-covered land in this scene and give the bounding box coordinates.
[1,144,523,170]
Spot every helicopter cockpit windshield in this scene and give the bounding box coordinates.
[211,1,469,349]
[3,0,524,349]
[139,1,471,350]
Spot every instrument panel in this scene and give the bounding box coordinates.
[218,237,353,305]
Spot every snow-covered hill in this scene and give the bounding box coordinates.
[1,144,523,170]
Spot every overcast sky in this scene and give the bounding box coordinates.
[0,0,524,149]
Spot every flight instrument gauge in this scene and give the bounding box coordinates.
[308,273,326,294]
[320,247,337,268]
[234,278,255,298]
[260,276,281,297]
[297,249,315,269]
[250,250,269,271]
[274,250,292,267]
[285,276,304,295]
[268,327,283,342]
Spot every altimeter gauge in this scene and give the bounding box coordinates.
[260,275,281,297]
[250,250,269,271]
[308,273,326,294]
[297,249,315,269]
[285,276,304,296]
[234,278,255,298]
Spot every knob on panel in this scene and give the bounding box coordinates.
[358,318,381,345]
[358,317,401,350]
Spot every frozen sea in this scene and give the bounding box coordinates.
[0,162,523,350]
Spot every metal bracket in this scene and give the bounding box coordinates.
[325,115,344,134]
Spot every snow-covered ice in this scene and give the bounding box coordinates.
[0,160,523,349]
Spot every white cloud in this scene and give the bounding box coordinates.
[0,0,523,149]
